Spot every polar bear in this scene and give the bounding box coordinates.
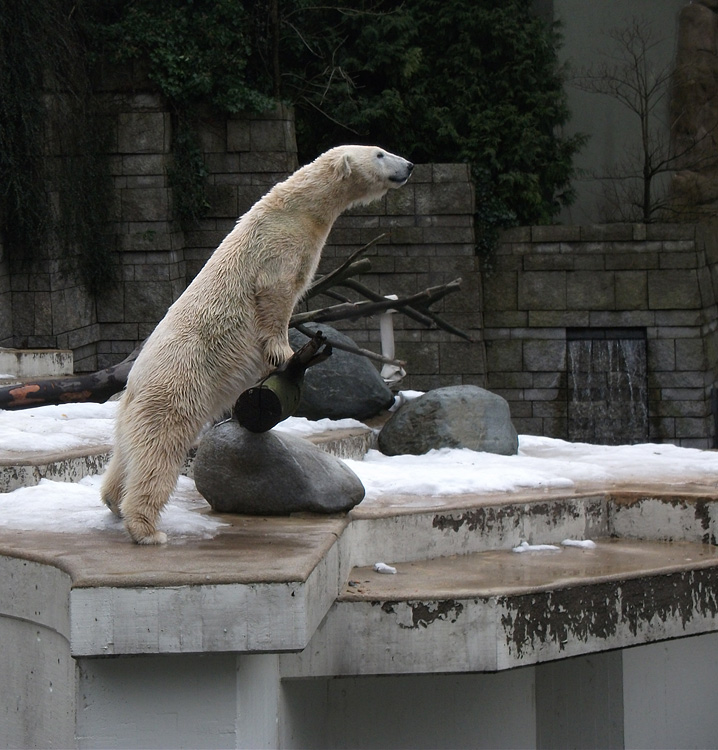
[102,145,413,543]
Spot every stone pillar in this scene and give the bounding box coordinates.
[671,1,718,217]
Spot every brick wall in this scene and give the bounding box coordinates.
[0,233,10,348]
[4,84,715,448]
[0,89,482,387]
[484,224,718,447]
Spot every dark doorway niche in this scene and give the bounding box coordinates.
[566,328,649,445]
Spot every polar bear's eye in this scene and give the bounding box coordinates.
[376,151,385,159]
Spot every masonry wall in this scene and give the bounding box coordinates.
[95,98,298,371]
[0,234,10,348]
[484,223,718,447]
[318,163,484,392]
[0,86,482,388]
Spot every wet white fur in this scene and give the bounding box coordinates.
[101,145,413,543]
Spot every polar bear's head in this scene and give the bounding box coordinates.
[328,145,413,195]
[320,145,413,207]
[275,145,414,218]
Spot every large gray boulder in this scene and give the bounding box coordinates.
[194,420,365,514]
[378,385,518,456]
[289,324,394,420]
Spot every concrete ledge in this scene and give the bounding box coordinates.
[282,539,718,676]
[0,512,348,656]
[0,426,375,492]
[2,425,718,669]
[0,348,73,379]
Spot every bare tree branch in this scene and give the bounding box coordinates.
[306,233,386,297]
[293,323,406,367]
[572,15,718,222]
[290,279,463,326]
[0,346,142,410]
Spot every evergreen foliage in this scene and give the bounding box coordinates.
[93,0,276,230]
[96,0,274,114]
[280,0,584,236]
[0,0,582,292]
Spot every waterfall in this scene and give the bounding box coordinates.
[567,332,648,445]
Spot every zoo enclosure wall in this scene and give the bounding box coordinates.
[0,98,716,446]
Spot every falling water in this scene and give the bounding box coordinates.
[567,333,649,445]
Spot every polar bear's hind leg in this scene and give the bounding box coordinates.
[101,450,126,517]
[117,399,202,544]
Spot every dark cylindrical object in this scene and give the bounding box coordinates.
[233,331,331,432]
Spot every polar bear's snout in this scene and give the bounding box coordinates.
[378,149,414,186]
[389,160,414,185]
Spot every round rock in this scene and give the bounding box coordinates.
[378,385,518,456]
[194,420,365,514]
[289,323,394,420]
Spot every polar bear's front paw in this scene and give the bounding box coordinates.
[263,338,294,370]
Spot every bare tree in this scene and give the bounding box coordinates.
[574,16,718,222]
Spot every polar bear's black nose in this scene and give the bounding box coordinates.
[407,162,414,173]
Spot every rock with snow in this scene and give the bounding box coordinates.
[193,419,365,515]
[378,385,518,456]
[289,324,394,421]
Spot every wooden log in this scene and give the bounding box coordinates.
[233,331,332,433]
[0,347,141,410]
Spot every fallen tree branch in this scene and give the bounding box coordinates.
[340,278,473,342]
[341,278,436,327]
[293,323,406,367]
[0,347,142,410]
[305,233,386,298]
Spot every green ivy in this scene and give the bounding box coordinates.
[1,0,584,292]
[280,0,585,243]
[91,0,276,228]
[96,0,274,114]
[167,118,211,230]
[0,0,116,294]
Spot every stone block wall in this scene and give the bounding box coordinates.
[0,234,10,348]
[0,84,481,389]
[317,163,484,392]
[94,101,297,370]
[484,223,718,447]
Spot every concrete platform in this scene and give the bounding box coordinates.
[282,538,718,677]
[3,425,718,748]
[2,426,718,662]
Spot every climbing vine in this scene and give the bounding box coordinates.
[0,0,584,291]
[0,0,116,294]
[94,0,275,229]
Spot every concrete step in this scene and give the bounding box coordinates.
[345,486,718,569]
[0,347,73,380]
[281,537,718,677]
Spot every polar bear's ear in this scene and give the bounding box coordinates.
[332,152,352,179]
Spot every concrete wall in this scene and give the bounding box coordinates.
[6,629,718,748]
[556,0,686,224]
[484,223,718,447]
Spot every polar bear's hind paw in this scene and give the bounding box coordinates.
[124,515,168,545]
